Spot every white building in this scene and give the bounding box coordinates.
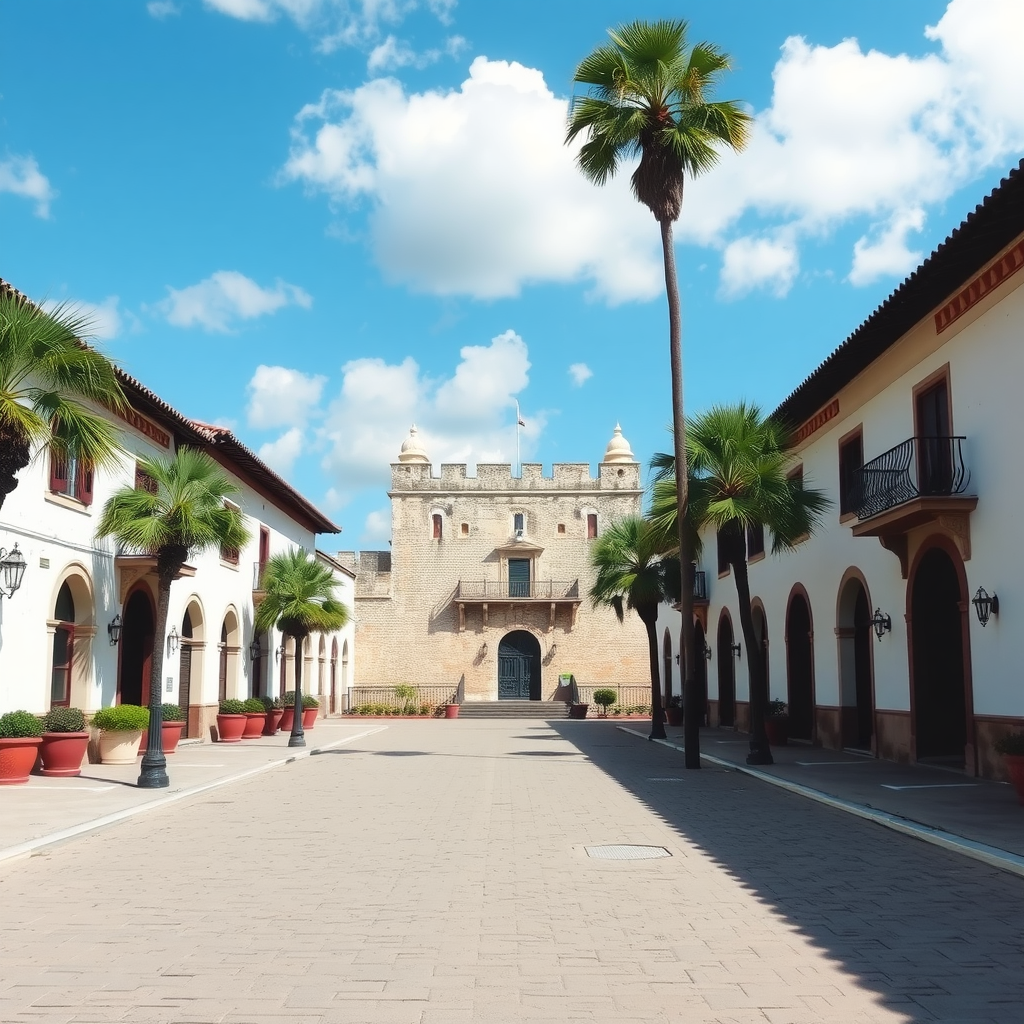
[0,280,354,739]
[659,158,1024,781]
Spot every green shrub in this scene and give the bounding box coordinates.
[419,702,434,716]
[243,698,267,714]
[160,703,184,722]
[261,695,283,711]
[593,689,617,711]
[995,732,1024,756]
[302,694,319,709]
[282,690,297,707]
[42,706,86,733]
[219,699,247,715]
[394,683,418,714]
[0,710,44,739]
[92,705,149,732]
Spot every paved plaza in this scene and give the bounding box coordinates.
[1,720,1022,1024]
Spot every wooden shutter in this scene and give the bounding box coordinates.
[49,448,69,493]
[508,558,531,598]
[78,462,94,506]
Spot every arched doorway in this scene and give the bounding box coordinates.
[330,638,339,714]
[179,608,195,734]
[837,574,874,751]
[50,582,76,708]
[318,637,327,698]
[218,609,240,701]
[694,620,708,726]
[910,544,970,766]
[751,602,769,699]
[49,567,95,709]
[178,599,205,737]
[716,613,735,728]
[119,586,155,706]
[498,630,542,700]
[662,628,673,710]
[786,589,815,742]
[341,640,350,707]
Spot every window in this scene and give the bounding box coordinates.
[49,449,94,506]
[557,523,566,535]
[135,463,159,495]
[50,582,75,707]
[460,522,469,536]
[746,523,765,559]
[586,513,598,539]
[838,431,864,517]
[914,371,953,494]
[513,512,525,535]
[220,501,240,565]
[508,558,531,597]
[432,513,443,540]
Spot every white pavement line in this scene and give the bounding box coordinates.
[881,783,979,790]
[618,726,1024,880]
[794,760,872,766]
[0,726,387,866]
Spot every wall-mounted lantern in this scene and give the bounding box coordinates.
[249,638,262,661]
[870,608,892,641]
[730,642,741,658]
[107,614,123,646]
[168,626,180,655]
[0,542,27,601]
[972,586,999,627]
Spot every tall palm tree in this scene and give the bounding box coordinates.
[97,447,250,787]
[651,404,829,764]
[254,549,348,748]
[567,20,751,768]
[0,293,126,510]
[590,515,675,740]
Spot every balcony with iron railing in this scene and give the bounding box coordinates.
[693,569,708,603]
[252,561,267,603]
[453,579,582,631]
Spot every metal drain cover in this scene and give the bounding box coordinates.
[585,844,671,860]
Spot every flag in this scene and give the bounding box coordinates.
[517,415,526,427]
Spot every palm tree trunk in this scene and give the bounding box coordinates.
[660,217,699,769]
[729,538,772,765]
[289,631,306,748]
[138,566,173,788]
[640,605,666,740]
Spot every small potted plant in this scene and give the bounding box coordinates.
[38,706,89,777]
[665,695,683,728]
[242,697,268,739]
[0,710,44,784]
[92,705,149,764]
[216,699,248,742]
[301,693,320,729]
[765,699,790,747]
[262,695,284,735]
[593,689,617,719]
[139,703,186,754]
[994,732,1024,805]
[280,690,297,732]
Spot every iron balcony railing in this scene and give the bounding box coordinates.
[253,561,266,590]
[852,436,970,520]
[693,570,708,601]
[456,579,581,601]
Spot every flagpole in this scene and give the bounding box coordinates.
[515,400,521,477]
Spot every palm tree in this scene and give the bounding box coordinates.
[0,293,126,510]
[254,549,349,748]
[566,20,751,767]
[97,447,250,787]
[590,515,675,740]
[651,403,829,764]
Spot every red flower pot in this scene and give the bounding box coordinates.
[39,732,90,777]
[242,713,267,739]
[216,714,247,743]
[279,707,295,733]
[765,717,790,747]
[0,737,43,785]
[1005,754,1024,806]
[665,708,683,727]
[263,708,283,735]
[444,704,460,719]
[139,720,184,754]
[302,707,318,729]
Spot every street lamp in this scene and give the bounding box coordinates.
[168,626,179,654]
[107,614,123,646]
[972,587,999,627]
[730,642,742,658]
[870,608,892,641]
[249,637,262,661]
[0,542,27,600]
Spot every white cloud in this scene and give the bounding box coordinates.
[366,32,465,72]
[42,296,129,341]
[281,58,663,304]
[154,270,312,332]
[361,507,391,544]
[147,1,181,17]
[719,236,799,299]
[0,155,56,218]
[258,427,305,475]
[849,207,926,286]
[318,328,543,498]
[568,363,592,388]
[247,364,327,429]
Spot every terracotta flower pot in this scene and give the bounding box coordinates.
[138,720,184,755]
[263,708,283,735]
[279,707,295,733]
[444,704,460,719]
[302,707,318,729]
[765,717,790,747]
[1005,754,1024,806]
[242,713,267,739]
[665,707,683,727]
[99,729,144,765]
[39,731,89,777]
[216,714,247,743]
[0,736,43,784]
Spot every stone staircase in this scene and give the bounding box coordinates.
[456,700,571,719]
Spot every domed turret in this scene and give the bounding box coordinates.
[397,424,429,465]
[602,423,635,464]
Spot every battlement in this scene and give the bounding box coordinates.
[390,461,641,493]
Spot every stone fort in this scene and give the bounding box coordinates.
[340,425,650,702]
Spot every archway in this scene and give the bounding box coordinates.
[341,640,350,706]
[662,628,673,710]
[693,620,708,726]
[318,637,327,697]
[498,630,542,700]
[119,585,155,706]
[751,601,769,699]
[179,599,205,737]
[716,613,736,728]
[49,566,95,709]
[786,589,815,742]
[910,544,970,766]
[50,582,75,708]
[837,573,874,751]
[218,608,240,701]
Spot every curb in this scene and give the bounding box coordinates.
[618,726,1024,880]
[0,726,387,866]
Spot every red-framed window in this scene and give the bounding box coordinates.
[432,513,443,540]
[586,513,598,539]
[49,449,94,506]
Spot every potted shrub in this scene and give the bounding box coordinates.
[0,710,44,784]
[593,689,617,718]
[216,699,247,742]
[92,705,149,764]
[665,695,683,728]
[262,695,283,736]
[765,699,790,747]
[444,701,460,719]
[138,703,185,755]
[38,706,89,777]
[568,702,589,719]
[994,732,1024,805]
[302,693,319,729]
[280,690,298,733]
[242,698,268,739]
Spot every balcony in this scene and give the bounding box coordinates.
[454,579,582,631]
[693,570,708,603]
[252,561,267,604]
[850,436,977,575]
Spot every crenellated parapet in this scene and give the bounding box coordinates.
[390,460,641,493]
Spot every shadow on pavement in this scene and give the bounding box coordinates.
[549,720,1024,1023]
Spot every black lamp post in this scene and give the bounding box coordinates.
[972,587,999,627]
[871,608,892,641]
[0,542,27,600]
[289,634,306,749]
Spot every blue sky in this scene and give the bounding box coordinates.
[3,0,1022,546]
